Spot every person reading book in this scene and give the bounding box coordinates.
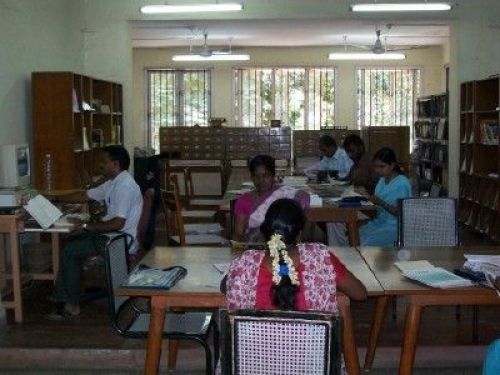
[358,147,411,246]
[304,135,353,180]
[225,198,367,311]
[233,155,309,243]
[49,145,143,319]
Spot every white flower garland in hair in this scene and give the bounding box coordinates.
[267,233,300,286]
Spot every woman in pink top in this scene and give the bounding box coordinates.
[233,155,310,243]
[226,198,367,312]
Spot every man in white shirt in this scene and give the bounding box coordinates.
[304,135,354,180]
[50,145,143,318]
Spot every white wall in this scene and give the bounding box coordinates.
[132,46,445,148]
[0,0,83,146]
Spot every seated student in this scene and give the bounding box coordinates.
[305,135,353,180]
[225,198,367,312]
[326,135,378,246]
[343,134,377,194]
[50,145,143,318]
[359,147,412,247]
[233,155,309,243]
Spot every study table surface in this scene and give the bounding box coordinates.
[115,246,384,375]
[358,246,500,375]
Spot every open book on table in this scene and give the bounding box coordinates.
[24,194,63,230]
[395,260,473,289]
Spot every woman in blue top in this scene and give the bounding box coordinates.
[359,147,412,246]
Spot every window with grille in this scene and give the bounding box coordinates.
[147,69,211,152]
[356,68,421,127]
[233,67,336,129]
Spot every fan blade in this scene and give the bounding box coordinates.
[386,46,429,52]
[347,44,372,51]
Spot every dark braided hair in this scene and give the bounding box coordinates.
[260,198,306,310]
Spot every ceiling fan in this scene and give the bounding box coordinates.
[189,32,232,57]
[351,29,428,54]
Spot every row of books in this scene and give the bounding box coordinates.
[459,202,500,240]
[416,94,448,118]
[461,121,500,145]
[414,119,448,140]
[415,143,447,164]
[459,176,500,208]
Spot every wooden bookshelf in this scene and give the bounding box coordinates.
[413,93,449,194]
[32,72,123,190]
[458,76,500,242]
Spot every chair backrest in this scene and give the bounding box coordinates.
[398,197,458,247]
[184,165,225,198]
[136,187,157,252]
[103,234,131,332]
[159,175,186,245]
[220,309,341,375]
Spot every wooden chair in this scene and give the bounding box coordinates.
[184,167,225,210]
[220,309,342,375]
[160,177,227,246]
[103,234,216,375]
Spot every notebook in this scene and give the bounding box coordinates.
[394,260,435,273]
[24,195,63,229]
[122,265,187,289]
[402,267,473,289]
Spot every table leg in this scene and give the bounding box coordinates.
[364,295,388,371]
[338,295,360,375]
[399,298,423,375]
[145,296,167,375]
[346,220,360,247]
[51,233,60,280]
[10,229,22,323]
[168,339,179,370]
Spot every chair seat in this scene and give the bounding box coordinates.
[181,209,216,218]
[189,198,225,207]
[172,234,227,245]
[129,312,212,336]
[184,223,223,234]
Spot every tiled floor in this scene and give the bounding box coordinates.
[0,225,498,373]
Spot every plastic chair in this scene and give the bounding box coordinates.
[220,309,342,375]
[397,197,458,247]
[103,234,216,374]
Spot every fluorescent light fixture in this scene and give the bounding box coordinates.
[329,52,406,60]
[351,3,452,12]
[141,3,242,14]
[172,54,250,61]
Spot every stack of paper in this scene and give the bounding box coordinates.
[395,260,473,289]
[464,254,500,292]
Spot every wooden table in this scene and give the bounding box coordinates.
[219,169,376,246]
[358,246,500,375]
[115,246,380,375]
[0,214,73,322]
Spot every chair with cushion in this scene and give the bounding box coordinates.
[220,309,342,375]
[160,177,227,246]
[103,234,216,374]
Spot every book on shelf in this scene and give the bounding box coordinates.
[468,131,474,144]
[479,119,499,145]
[468,160,474,174]
[436,118,447,140]
[460,157,467,173]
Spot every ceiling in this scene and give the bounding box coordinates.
[131,19,450,49]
